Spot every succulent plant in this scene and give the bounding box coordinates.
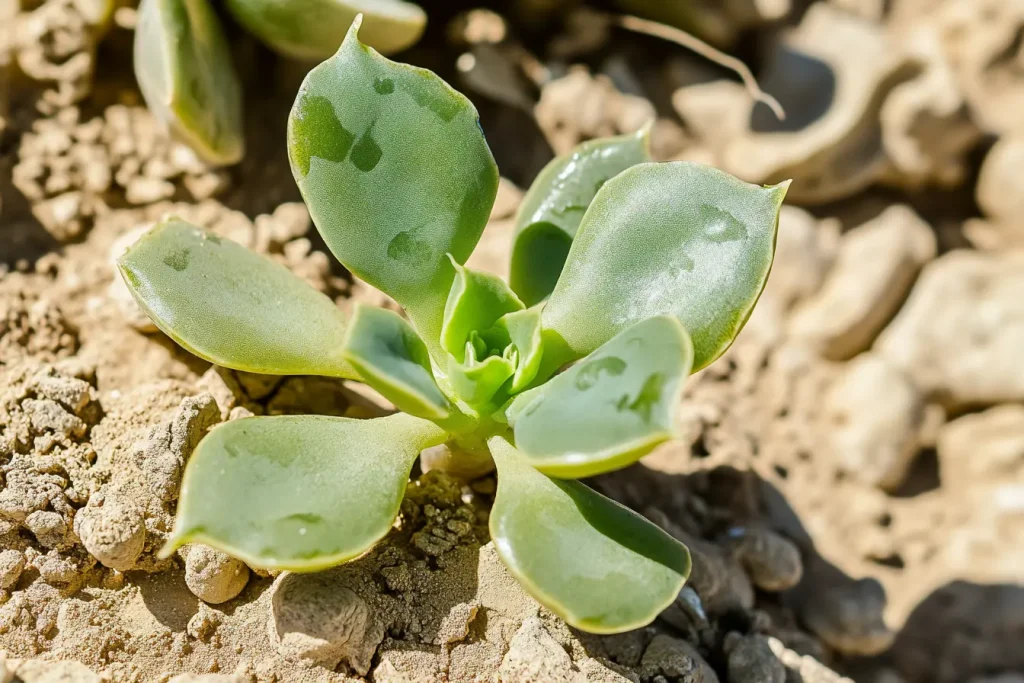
[119,18,788,633]
[133,0,426,164]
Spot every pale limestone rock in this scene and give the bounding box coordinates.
[789,205,935,360]
[822,353,925,491]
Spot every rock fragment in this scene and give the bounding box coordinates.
[786,554,893,656]
[725,633,785,683]
[497,617,583,683]
[876,251,1024,409]
[725,527,803,591]
[639,634,719,683]
[0,550,26,590]
[22,398,87,440]
[269,570,383,675]
[24,510,69,550]
[132,393,219,502]
[822,353,925,491]
[969,136,1024,250]
[937,405,1024,490]
[535,66,654,155]
[789,205,935,360]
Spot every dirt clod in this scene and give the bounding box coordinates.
[183,545,250,605]
[74,497,145,571]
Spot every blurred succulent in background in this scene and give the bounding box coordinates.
[133,0,426,164]
[118,18,788,633]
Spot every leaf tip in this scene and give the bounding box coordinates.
[157,534,186,560]
[337,12,365,56]
[767,179,793,207]
[635,119,655,152]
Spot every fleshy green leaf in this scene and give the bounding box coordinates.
[162,413,447,570]
[495,307,543,393]
[448,349,515,407]
[507,316,692,478]
[488,436,691,634]
[342,304,450,420]
[117,217,358,379]
[134,0,243,165]
[288,18,499,357]
[441,261,524,362]
[510,128,651,306]
[541,162,788,374]
[225,0,426,60]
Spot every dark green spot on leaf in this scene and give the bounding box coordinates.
[408,75,461,122]
[351,129,383,172]
[387,230,433,269]
[575,356,627,391]
[162,248,191,272]
[615,372,666,423]
[289,93,354,177]
[374,77,395,94]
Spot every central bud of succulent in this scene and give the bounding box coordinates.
[439,258,543,412]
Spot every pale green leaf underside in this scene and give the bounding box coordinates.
[288,20,499,357]
[226,0,426,60]
[509,315,692,478]
[541,162,788,372]
[343,304,449,420]
[118,217,358,379]
[488,436,691,634]
[163,413,447,571]
[511,128,651,306]
[134,0,243,165]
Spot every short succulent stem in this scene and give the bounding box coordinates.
[420,410,505,479]
[420,438,495,479]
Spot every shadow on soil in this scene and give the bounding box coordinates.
[588,462,1024,683]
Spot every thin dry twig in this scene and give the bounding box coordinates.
[615,13,787,121]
